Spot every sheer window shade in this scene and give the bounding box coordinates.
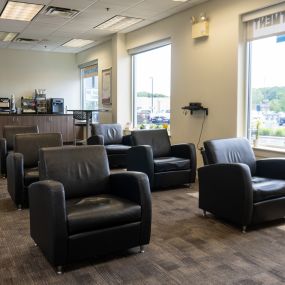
[243,3,285,41]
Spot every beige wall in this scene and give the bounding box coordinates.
[0,49,80,109]
[76,37,131,125]
[1,0,282,162]
[125,0,284,164]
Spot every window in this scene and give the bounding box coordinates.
[245,5,285,148]
[132,44,171,129]
[80,63,99,121]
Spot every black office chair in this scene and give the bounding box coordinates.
[127,129,196,189]
[199,137,285,232]
[6,132,63,209]
[0,125,39,177]
[29,145,152,274]
[87,123,132,168]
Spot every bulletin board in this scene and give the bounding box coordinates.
[102,68,112,105]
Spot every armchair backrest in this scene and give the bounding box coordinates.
[204,137,256,175]
[91,124,123,145]
[3,125,39,151]
[39,145,110,199]
[131,129,171,158]
[14,133,63,168]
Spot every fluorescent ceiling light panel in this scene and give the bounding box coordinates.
[172,0,188,2]
[62,39,94,48]
[95,15,143,31]
[0,1,44,21]
[0,31,18,42]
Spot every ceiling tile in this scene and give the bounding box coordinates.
[0,19,29,32]
[20,22,60,37]
[35,13,73,24]
[0,0,209,52]
[0,41,9,48]
[49,0,97,10]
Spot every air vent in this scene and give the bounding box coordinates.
[44,6,79,18]
[15,38,38,43]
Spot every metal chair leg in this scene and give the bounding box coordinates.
[56,266,63,275]
[139,245,145,253]
[203,210,207,217]
[242,226,247,233]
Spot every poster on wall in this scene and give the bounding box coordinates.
[102,68,112,105]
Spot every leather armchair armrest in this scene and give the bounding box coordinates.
[29,180,68,266]
[198,163,253,226]
[110,171,151,204]
[256,158,285,179]
[0,138,7,176]
[127,145,154,187]
[122,134,133,146]
[6,152,24,208]
[110,171,152,245]
[171,143,197,182]
[87,135,104,145]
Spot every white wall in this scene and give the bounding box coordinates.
[126,0,284,165]
[0,49,80,109]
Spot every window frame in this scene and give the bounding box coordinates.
[131,42,171,129]
[79,60,98,110]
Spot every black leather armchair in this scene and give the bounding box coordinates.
[6,133,63,209]
[127,129,196,189]
[87,123,132,168]
[29,145,151,274]
[0,125,39,177]
[199,137,285,232]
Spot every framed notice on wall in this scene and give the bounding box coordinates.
[102,68,112,105]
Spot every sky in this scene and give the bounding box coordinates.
[133,44,171,97]
[251,35,285,88]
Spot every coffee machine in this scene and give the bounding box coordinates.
[48,98,64,114]
[0,98,11,113]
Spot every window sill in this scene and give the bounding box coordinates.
[253,145,285,158]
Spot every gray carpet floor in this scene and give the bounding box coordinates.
[1,178,285,285]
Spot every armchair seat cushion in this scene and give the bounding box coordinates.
[154,157,190,173]
[105,144,131,155]
[24,167,39,186]
[252,176,285,202]
[66,194,142,235]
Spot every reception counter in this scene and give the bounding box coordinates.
[0,114,74,143]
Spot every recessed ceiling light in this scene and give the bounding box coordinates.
[62,39,94,48]
[94,15,143,31]
[0,1,44,21]
[0,31,18,42]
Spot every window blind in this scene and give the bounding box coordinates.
[242,2,285,41]
[81,64,98,78]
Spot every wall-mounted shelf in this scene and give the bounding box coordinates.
[182,103,208,116]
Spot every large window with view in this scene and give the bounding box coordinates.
[80,63,99,121]
[246,7,285,149]
[132,44,171,130]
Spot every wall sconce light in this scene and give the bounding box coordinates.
[191,12,209,39]
[199,12,207,22]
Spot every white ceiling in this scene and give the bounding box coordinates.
[0,0,208,53]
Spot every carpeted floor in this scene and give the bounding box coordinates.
[1,179,285,285]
